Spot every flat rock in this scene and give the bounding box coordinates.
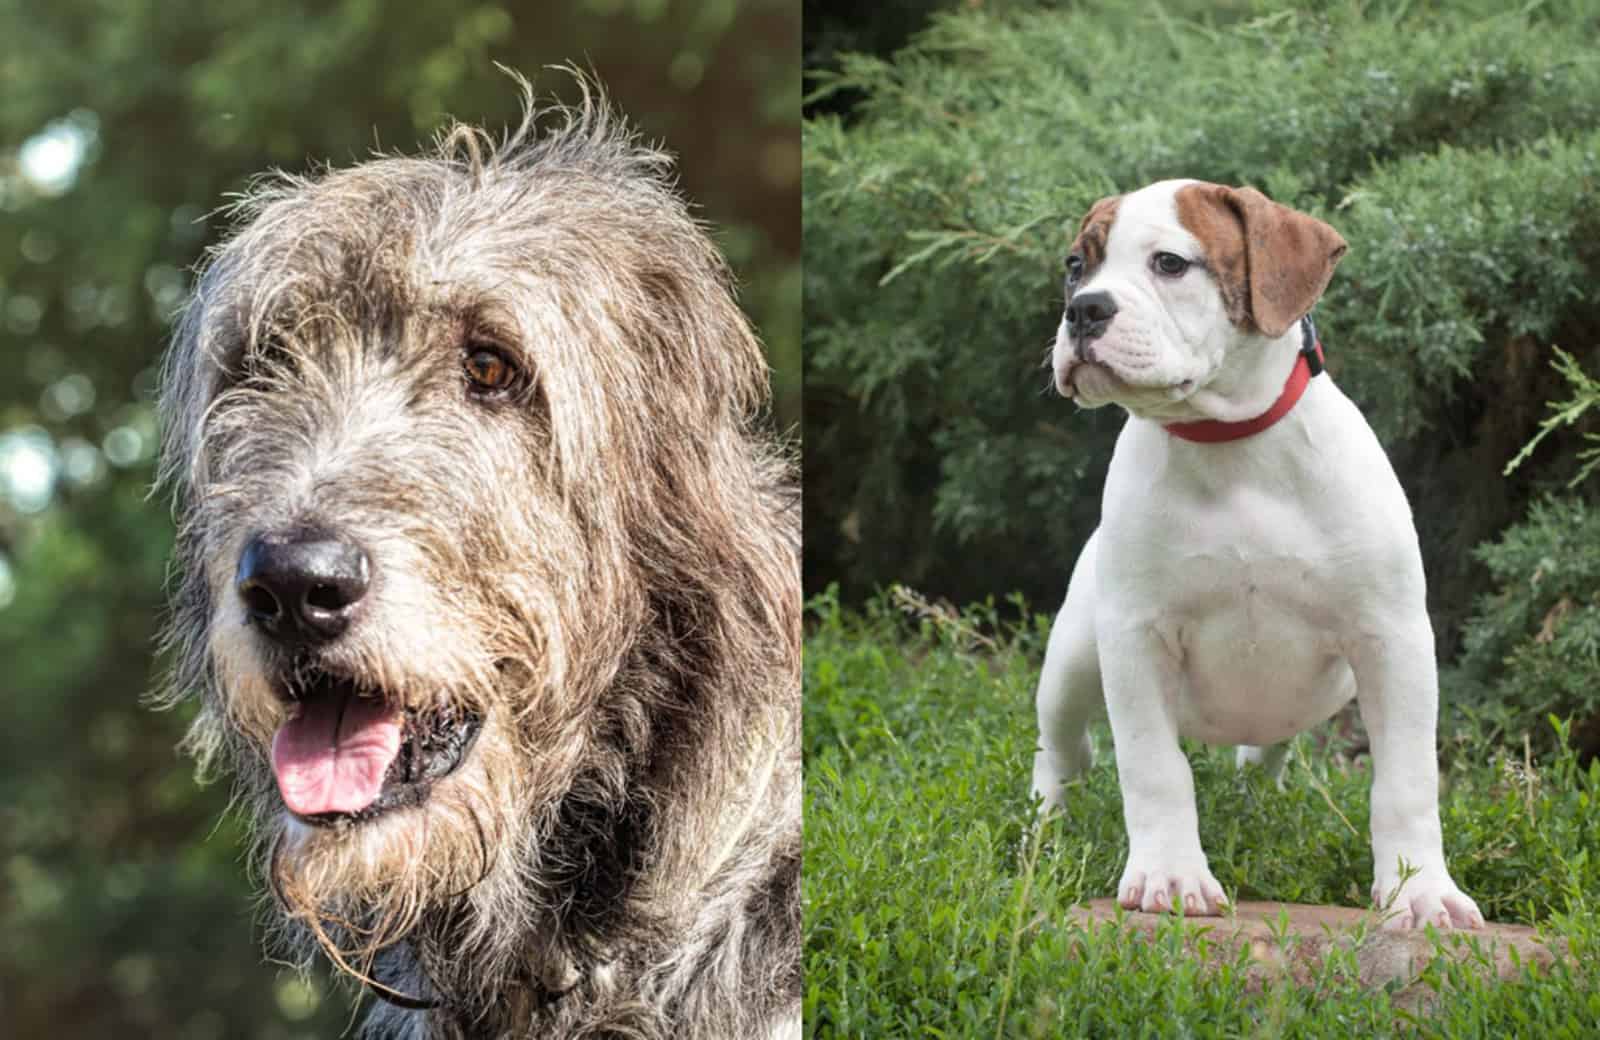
[1067,899,1559,1001]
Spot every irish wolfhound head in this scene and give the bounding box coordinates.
[156,79,800,1038]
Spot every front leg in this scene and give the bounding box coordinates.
[1349,624,1483,930]
[1100,621,1227,916]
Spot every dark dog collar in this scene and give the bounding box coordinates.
[1163,315,1324,444]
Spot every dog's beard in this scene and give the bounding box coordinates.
[193,520,602,990]
[265,715,523,987]
[211,620,567,990]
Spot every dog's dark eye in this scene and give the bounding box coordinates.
[1152,252,1190,277]
[1065,254,1085,286]
[463,345,518,395]
[232,332,293,385]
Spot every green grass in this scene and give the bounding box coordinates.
[803,589,1600,1037]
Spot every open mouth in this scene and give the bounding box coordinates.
[269,670,482,827]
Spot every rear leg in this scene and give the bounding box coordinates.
[1235,741,1291,784]
[1031,531,1105,816]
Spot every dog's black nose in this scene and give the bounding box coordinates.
[1065,290,1118,341]
[236,528,371,645]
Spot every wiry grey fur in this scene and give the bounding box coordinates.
[156,77,801,1039]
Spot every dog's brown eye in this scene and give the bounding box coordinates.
[1066,254,1085,286]
[235,332,292,383]
[464,345,517,394]
[1153,252,1190,277]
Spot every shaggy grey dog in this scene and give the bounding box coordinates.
[156,81,801,1039]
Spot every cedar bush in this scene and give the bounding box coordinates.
[804,0,1600,745]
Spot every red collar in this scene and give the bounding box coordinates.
[1163,339,1325,444]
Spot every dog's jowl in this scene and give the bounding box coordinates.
[1032,179,1482,931]
[157,85,801,1039]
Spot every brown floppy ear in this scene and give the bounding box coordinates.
[1175,184,1347,338]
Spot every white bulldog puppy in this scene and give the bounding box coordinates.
[1032,179,1483,930]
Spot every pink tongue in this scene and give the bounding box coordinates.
[271,694,403,816]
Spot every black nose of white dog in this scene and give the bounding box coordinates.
[1066,290,1118,342]
[237,528,371,645]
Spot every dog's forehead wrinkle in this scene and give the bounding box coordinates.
[1106,185,1200,259]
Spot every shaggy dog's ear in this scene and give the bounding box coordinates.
[158,267,230,508]
[158,304,205,506]
[637,260,769,426]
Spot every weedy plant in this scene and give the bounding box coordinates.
[803,589,1600,1037]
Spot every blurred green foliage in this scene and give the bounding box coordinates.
[802,0,958,114]
[0,1,797,1035]
[1455,494,1600,755]
[802,0,1600,747]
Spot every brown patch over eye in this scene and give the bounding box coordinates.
[464,344,517,395]
[1065,194,1122,294]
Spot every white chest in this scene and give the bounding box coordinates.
[1094,419,1419,745]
